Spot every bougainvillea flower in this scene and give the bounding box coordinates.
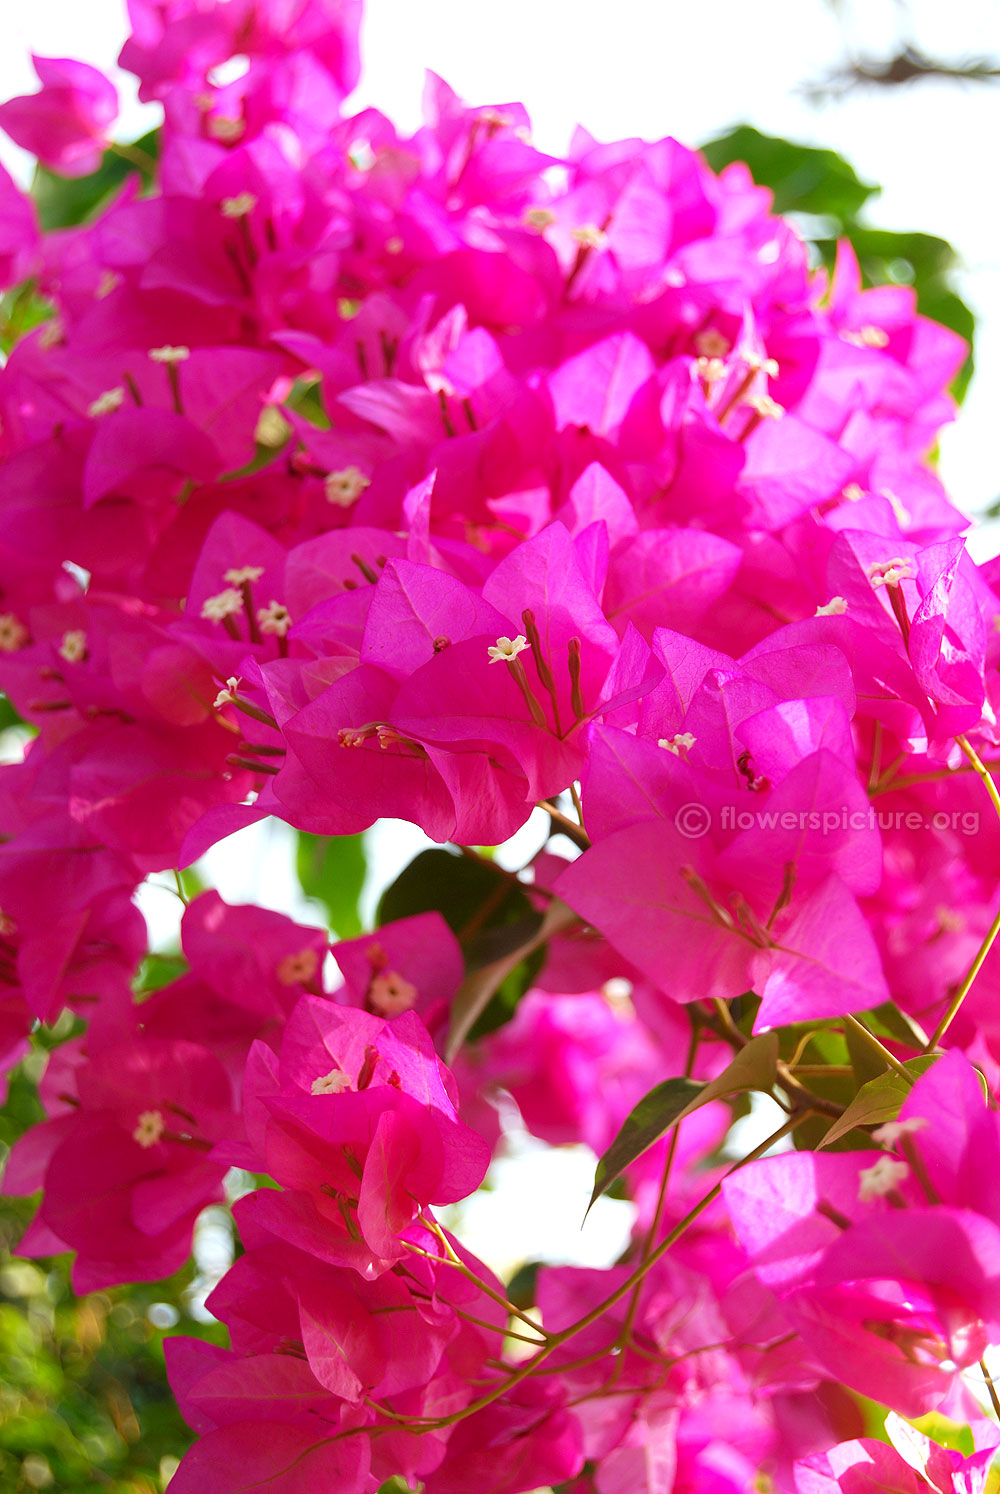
[6,1035,233,1291]
[230,996,490,1270]
[725,1054,1000,1414]
[0,56,118,177]
[795,1412,997,1493]
[1,4,998,1488]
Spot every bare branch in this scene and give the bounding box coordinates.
[803,45,1000,102]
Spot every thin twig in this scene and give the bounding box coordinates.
[539,799,591,850]
[923,737,1000,1050]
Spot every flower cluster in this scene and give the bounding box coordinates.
[3,0,1000,1488]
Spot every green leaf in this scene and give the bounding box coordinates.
[589,1077,704,1213]
[218,443,289,484]
[0,281,55,355]
[818,1054,939,1148]
[0,694,28,734]
[446,898,576,1060]
[906,1410,975,1458]
[176,864,206,902]
[285,376,331,430]
[505,1260,541,1311]
[865,1001,930,1050]
[133,952,189,997]
[377,847,528,940]
[698,127,975,403]
[699,1031,780,1103]
[700,125,879,222]
[815,226,975,399]
[31,129,159,231]
[845,1015,889,1087]
[296,832,366,938]
[589,1032,779,1210]
[378,848,550,1044]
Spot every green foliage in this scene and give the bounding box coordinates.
[377,847,527,940]
[700,124,975,398]
[445,898,575,1058]
[0,1257,224,1494]
[589,1033,779,1208]
[701,123,879,220]
[590,1076,703,1210]
[0,282,55,355]
[0,694,32,736]
[31,131,159,232]
[505,1260,541,1311]
[296,831,366,937]
[0,1063,45,1171]
[909,1411,975,1457]
[377,848,545,1040]
[133,953,189,999]
[0,1051,223,1493]
[819,1054,939,1148]
[285,376,331,430]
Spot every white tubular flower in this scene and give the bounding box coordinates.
[324,466,371,506]
[88,386,125,418]
[201,588,244,622]
[257,601,292,637]
[311,1067,352,1095]
[148,345,190,363]
[221,192,257,218]
[133,1109,166,1148]
[571,224,607,249]
[277,948,320,986]
[841,324,890,348]
[744,392,784,420]
[871,1117,929,1149]
[368,970,419,1016]
[858,1155,910,1201]
[868,557,915,590]
[488,634,530,664]
[207,116,244,142]
[694,328,731,358]
[658,732,696,755]
[0,614,28,652]
[213,676,241,710]
[58,630,87,663]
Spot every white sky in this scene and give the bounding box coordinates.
[3,0,999,1274]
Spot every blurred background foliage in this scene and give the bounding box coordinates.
[702,124,976,400]
[0,1060,226,1494]
[0,27,986,1489]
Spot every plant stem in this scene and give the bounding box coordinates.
[398,1109,809,1435]
[981,1358,1000,1421]
[709,1000,843,1118]
[958,735,1000,823]
[108,139,157,175]
[408,1218,552,1340]
[922,736,1000,1050]
[843,1013,914,1081]
[924,903,1000,1052]
[610,1021,701,1373]
[539,798,591,850]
